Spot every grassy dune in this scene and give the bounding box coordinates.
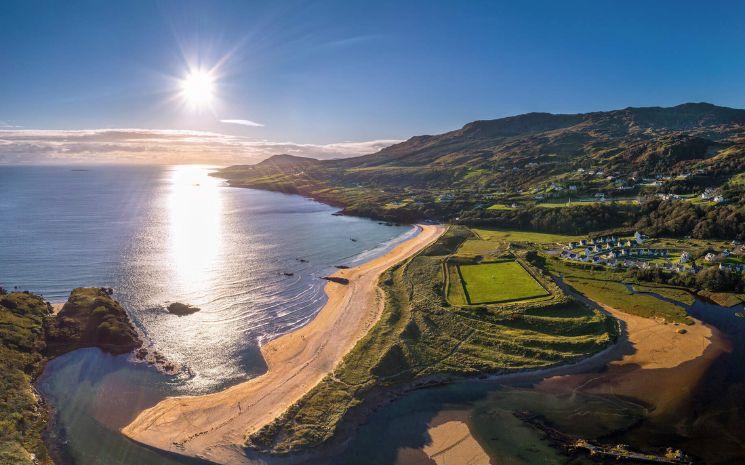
[247,227,613,453]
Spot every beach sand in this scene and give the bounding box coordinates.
[396,410,491,465]
[536,303,731,419]
[122,224,446,464]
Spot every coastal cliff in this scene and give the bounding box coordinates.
[0,287,141,465]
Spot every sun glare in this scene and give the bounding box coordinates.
[180,69,215,107]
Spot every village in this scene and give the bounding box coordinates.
[556,231,745,274]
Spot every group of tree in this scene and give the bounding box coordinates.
[456,199,744,240]
[626,266,743,293]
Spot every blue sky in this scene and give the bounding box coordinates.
[1,0,744,163]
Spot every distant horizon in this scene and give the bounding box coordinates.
[1,100,742,165]
[3,0,745,164]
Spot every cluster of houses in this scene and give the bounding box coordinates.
[704,249,745,272]
[559,232,694,272]
[700,188,726,203]
[558,233,745,274]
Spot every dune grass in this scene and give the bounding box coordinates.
[458,261,548,304]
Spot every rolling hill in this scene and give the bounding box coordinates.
[215,103,745,238]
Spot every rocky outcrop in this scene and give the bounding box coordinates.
[45,287,142,356]
[166,302,201,316]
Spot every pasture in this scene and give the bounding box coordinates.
[457,260,549,304]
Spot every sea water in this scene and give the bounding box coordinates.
[0,164,411,464]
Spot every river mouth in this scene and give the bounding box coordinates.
[334,298,745,465]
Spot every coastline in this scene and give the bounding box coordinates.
[121,223,446,464]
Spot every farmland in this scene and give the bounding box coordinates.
[457,261,549,304]
[471,228,584,245]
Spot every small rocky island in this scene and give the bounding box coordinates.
[166,302,201,316]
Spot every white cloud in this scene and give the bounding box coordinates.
[220,119,265,127]
[0,128,400,165]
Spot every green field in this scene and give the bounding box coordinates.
[546,258,692,323]
[536,199,639,209]
[456,238,509,257]
[472,228,583,244]
[487,203,516,210]
[458,261,549,304]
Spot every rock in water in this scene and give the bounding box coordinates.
[167,302,201,316]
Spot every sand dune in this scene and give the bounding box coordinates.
[122,224,446,464]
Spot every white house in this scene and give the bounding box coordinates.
[634,231,646,244]
[704,253,717,262]
[679,252,691,263]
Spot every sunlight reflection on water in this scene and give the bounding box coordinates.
[168,165,223,297]
[0,164,412,394]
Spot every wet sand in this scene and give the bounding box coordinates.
[122,224,446,464]
[397,410,491,465]
[537,302,730,420]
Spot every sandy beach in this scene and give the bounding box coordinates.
[395,410,491,465]
[122,223,446,464]
[536,302,730,420]
[396,285,731,464]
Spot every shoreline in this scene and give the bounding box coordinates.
[388,294,730,465]
[121,223,446,464]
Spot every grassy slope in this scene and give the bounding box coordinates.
[458,261,548,304]
[632,284,697,306]
[546,259,692,324]
[0,292,53,465]
[471,228,583,245]
[247,227,613,453]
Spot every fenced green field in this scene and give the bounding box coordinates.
[457,260,549,304]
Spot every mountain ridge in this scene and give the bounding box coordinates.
[216,102,744,238]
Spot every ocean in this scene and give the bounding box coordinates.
[0,164,412,465]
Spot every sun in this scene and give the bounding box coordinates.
[180,69,215,107]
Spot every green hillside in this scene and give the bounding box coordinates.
[216,103,745,239]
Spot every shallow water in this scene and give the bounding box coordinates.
[335,298,745,465]
[0,164,411,464]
